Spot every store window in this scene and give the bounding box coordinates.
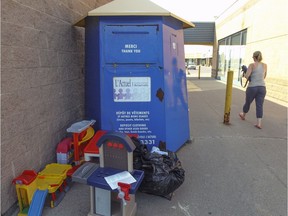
[217,29,247,80]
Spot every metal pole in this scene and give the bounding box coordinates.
[223,70,234,125]
[198,65,201,79]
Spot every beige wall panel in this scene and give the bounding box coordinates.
[215,0,288,103]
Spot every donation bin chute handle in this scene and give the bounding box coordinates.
[156,88,164,102]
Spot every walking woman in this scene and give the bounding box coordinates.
[239,51,267,129]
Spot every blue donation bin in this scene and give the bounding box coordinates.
[75,0,195,152]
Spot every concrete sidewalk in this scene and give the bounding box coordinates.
[14,78,287,216]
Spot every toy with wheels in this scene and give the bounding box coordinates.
[12,164,72,216]
[66,120,96,165]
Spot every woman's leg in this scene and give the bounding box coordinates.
[255,86,266,118]
[243,87,257,114]
[255,86,266,128]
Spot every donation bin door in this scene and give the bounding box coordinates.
[100,24,164,148]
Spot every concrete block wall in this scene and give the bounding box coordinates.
[1,0,111,214]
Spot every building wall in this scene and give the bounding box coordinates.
[214,0,288,103]
[1,0,111,214]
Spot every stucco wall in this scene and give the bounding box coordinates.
[215,0,288,103]
[1,0,111,214]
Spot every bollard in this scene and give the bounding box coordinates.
[223,70,234,125]
[198,65,201,79]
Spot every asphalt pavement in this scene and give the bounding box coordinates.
[12,74,287,216]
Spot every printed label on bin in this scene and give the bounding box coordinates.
[115,110,157,146]
[113,77,151,102]
[104,25,158,63]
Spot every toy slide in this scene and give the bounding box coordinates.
[28,189,48,216]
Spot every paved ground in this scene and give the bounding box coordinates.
[12,75,287,216]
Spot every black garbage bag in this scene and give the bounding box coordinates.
[132,136,148,170]
[132,138,185,200]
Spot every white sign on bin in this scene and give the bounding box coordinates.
[113,77,151,102]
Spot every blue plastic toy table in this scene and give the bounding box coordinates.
[87,167,144,194]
